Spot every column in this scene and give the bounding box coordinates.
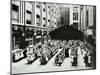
[33,29,36,45]
[32,2,35,25]
[41,30,44,44]
[40,3,42,26]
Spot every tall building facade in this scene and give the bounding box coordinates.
[59,5,81,30]
[59,4,96,36]
[11,0,60,50]
[71,5,81,30]
[80,5,96,35]
[80,5,96,46]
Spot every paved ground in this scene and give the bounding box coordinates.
[12,47,93,74]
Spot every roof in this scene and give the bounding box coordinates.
[49,25,83,40]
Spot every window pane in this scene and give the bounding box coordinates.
[26,10,32,24]
[73,13,78,20]
[12,4,19,23]
[26,20,31,24]
[36,15,40,26]
[12,4,19,11]
[36,3,40,8]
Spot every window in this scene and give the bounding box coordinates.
[26,10,31,14]
[36,15,40,26]
[73,22,78,29]
[12,4,19,23]
[26,20,31,24]
[48,19,50,22]
[73,13,78,20]
[43,24,46,27]
[43,2,46,12]
[43,2,46,5]
[36,3,40,8]
[36,14,40,18]
[43,17,46,27]
[26,10,32,24]
[48,6,50,8]
[43,8,46,12]
[43,17,46,20]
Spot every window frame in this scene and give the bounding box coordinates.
[73,12,78,20]
[11,4,19,23]
[26,10,32,24]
